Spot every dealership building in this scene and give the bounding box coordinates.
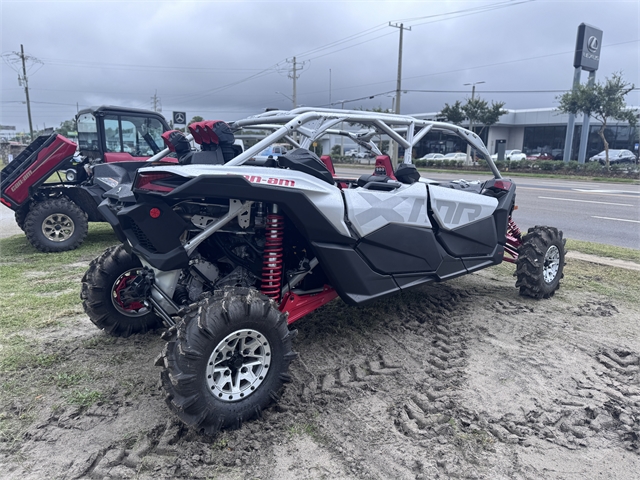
[411,106,640,160]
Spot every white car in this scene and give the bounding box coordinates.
[420,153,445,161]
[346,150,371,158]
[491,149,526,161]
[443,152,467,162]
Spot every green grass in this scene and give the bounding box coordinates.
[0,223,118,334]
[561,259,640,304]
[566,239,640,263]
[66,388,104,407]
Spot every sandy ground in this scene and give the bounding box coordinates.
[1,205,639,478]
[0,249,638,479]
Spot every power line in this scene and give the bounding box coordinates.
[391,0,534,24]
[302,39,640,99]
[33,57,265,73]
[298,0,533,62]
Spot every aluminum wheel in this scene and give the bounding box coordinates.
[111,268,150,317]
[206,329,271,402]
[543,245,560,284]
[42,213,75,242]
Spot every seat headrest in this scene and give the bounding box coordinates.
[395,163,420,184]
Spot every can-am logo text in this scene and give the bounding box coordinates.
[587,36,599,53]
[244,175,296,187]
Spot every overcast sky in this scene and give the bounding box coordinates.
[1,0,638,133]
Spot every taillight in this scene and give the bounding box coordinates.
[134,172,182,193]
[493,180,512,191]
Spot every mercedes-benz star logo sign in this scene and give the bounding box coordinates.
[587,36,599,53]
[174,112,185,124]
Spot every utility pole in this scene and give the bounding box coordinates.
[20,45,34,141]
[463,81,485,164]
[151,90,162,112]
[292,57,297,109]
[286,56,307,109]
[340,100,345,156]
[389,23,410,116]
[389,22,411,166]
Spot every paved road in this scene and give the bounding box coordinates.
[336,167,640,250]
[0,204,24,239]
[2,170,638,250]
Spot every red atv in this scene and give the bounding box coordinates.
[0,106,171,252]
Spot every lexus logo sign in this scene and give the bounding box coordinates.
[573,23,603,71]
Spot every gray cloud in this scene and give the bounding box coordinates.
[1,0,638,133]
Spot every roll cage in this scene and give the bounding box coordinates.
[147,108,502,179]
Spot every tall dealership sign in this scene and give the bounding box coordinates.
[563,23,603,163]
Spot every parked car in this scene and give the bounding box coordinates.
[443,152,467,162]
[253,144,291,161]
[526,152,554,160]
[420,153,445,160]
[491,150,526,161]
[589,149,637,164]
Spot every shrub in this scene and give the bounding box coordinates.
[519,160,532,169]
[494,160,507,170]
[566,161,580,171]
[585,161,602,173]
[610,163,632,174]
[538,160,559,171]
[415,159,426,168]
[441,159,450,167]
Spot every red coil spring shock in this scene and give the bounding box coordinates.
[261,213,284,300]
[503,218,523,263]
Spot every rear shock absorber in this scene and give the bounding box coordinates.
[504,218,522,263]
[261,205,284,300]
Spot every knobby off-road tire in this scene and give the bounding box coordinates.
[81,244,162,337]
[23,197,88,252]
[14,204,30,231]
[159,287,297,435]
[515,226,566,299]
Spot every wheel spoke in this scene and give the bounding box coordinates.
[239,368,257,384]
[214,373,231,391]
[242,359,262,367]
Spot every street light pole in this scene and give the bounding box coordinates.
[463,81,485,164]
